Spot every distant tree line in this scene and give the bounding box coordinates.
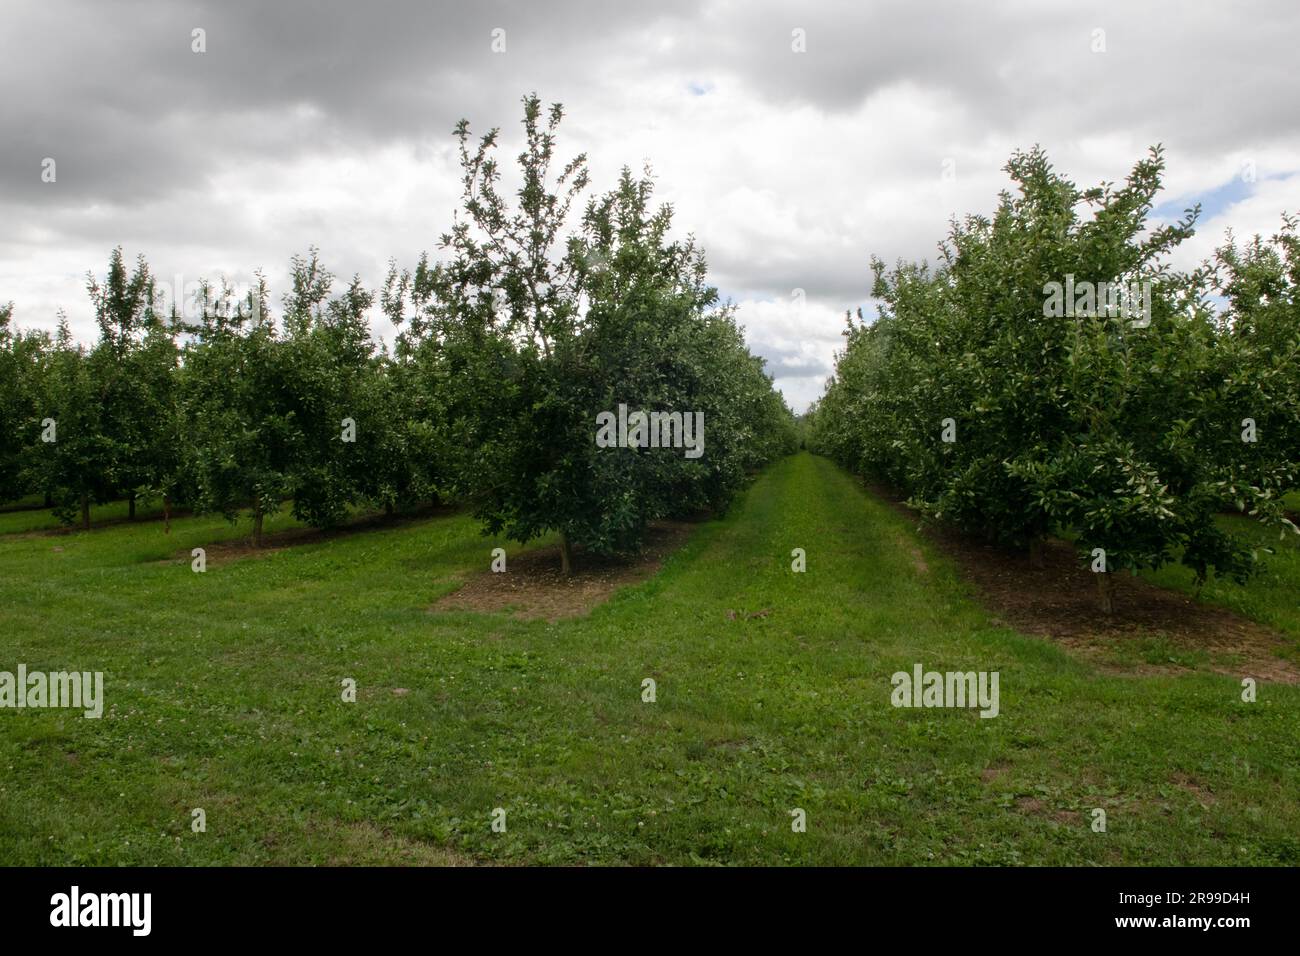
[0,96,798,569]
[808,146,1299,611]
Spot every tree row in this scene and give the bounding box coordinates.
[808,146,1299,610]
[0,96,798,571]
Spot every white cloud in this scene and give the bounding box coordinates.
[3,0,1299,412]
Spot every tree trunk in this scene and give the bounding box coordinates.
[385,499,394,517]
[252,493,264,548]
[1028,537,1045,568]
[44,490,53,508]
[80,494,90,531]
[1095,571,1115,615]
[128,493,136,521]
[163,494,172,534]
[559,532,573,576]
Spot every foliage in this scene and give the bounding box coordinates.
[386,95,795,569]
[812,147,1300,607]
[0,99,797,558]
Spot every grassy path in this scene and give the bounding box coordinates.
[1,452,1297,864]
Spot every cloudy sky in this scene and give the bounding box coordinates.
[3,0,1299,411]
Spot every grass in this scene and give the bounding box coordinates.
[1,452,1297,865]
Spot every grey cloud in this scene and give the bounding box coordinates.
[3,0,1298,415]
[665,1,1300,153]
[0,0,695,207]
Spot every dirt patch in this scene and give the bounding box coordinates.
[726,607,773,621]
[1170,772,1217,807]
[1012,797,1079,825]
[430,521,695,622]
[898,534,929,574]
[980,761,1010,784]
[13,508,196,538]
[165,505,453,566]
[320,822,479,867]
[867,484,1300,685]
[0,501,54,515]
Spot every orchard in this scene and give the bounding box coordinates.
[809,146,1300,611]
[0,96,797,569]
